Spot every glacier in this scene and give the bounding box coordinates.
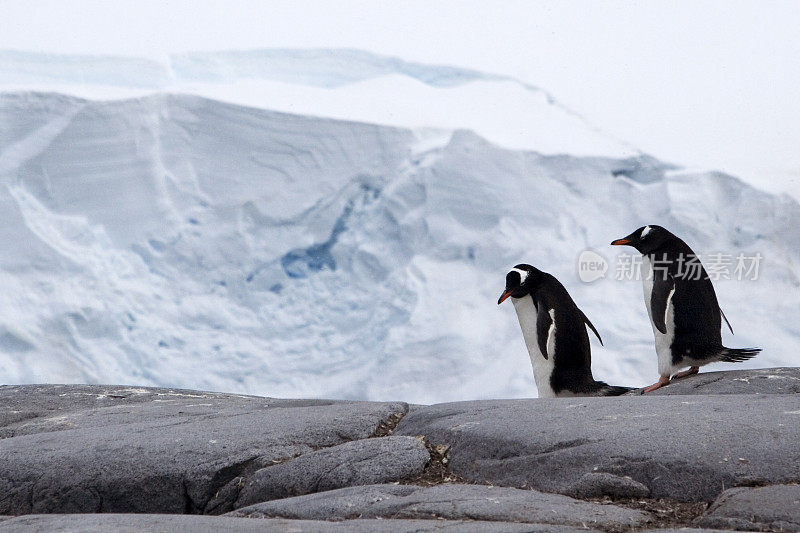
[0,49,637,159]
[0,52,798,403]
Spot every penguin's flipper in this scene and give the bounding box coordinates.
[720,307,734,335]
[579,310,603,346]
[536,308,553,360]
[650,274,675,335]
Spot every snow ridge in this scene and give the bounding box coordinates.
[0,48,639,157]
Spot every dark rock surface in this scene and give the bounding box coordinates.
[395,394,800,502]
[0,385,406,515]
[696,484,800,531]
[628,367,800,395]
[564,472,650,499]
[640,530,756,533]
[2,373,798,531]
[229,483,652,529]
[0,514,593,532]
[236,436,430,508]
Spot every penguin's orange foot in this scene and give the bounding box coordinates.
[643,375,671,393]
[672,366,700,380]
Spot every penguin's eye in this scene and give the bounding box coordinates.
[506,271,522,286]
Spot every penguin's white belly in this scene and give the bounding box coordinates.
[512,295,556,398]
[642,256,676,376]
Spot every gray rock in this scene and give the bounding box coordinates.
[0,385,407,515]
[627,367,800,395]
[564,472,650,499]
[205,476,246,515]
[640,530,756,533]
[236,436,430,507]
[229,483,652,529]
[696,484,800,531]
[395,394,800,502]
[0,514,595,532]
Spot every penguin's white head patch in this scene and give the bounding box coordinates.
[641,225,652,238]
[511,267,530,284]
[499,265,535,304]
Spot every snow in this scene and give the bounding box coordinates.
[0,49,637,158]
[0,50,798,402]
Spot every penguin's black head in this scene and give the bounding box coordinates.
[610,225,674,254]
[498,264,540,304]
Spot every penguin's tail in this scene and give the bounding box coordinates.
[718,347,761,363]
[597,383,635,396]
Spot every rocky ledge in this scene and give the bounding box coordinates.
[1,367,799,532]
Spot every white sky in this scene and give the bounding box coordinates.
[2,0,799,196]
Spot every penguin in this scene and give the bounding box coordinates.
[611,225,760,392]
[498,264,632,397]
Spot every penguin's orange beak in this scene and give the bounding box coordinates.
[497,290,514,305]
[610,238,630,246]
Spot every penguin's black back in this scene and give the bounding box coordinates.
[649,236,758,365]
[533,273,601,394]
[652,238,724,358]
